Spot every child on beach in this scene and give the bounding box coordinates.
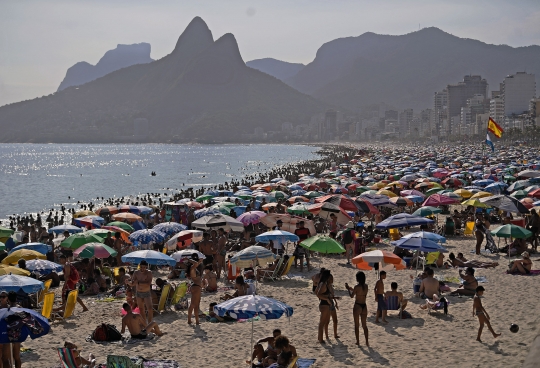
[374,271,388,323]
[473,286,501,342]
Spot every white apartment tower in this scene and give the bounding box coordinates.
[502,72,536,116]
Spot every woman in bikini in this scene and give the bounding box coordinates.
[311,267,326,293]
[187,254,203,325]
[450,267,478,296]
[315,269,332,343]
[325,275,340,340]
[346,271,369,346]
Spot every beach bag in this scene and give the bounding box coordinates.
[92,323,122,342]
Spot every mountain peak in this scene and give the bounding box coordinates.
[172,17,214,55]
[213,33,244,64]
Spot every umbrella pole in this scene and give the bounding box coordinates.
[249,315,254,364]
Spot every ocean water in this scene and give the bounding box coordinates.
[0,144,319,219]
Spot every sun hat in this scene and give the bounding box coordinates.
[346,221,355,229]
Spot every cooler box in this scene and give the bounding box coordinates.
[510,218,525,228]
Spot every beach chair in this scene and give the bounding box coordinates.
[107,355,143,368]
[41,292,55,320]
[153,284,171,314]
[463,221,475,236]
[385,295,403,318]
[287,356,299,368]
[52,290,78,322]
[260,257,284,282]
[278,256,295,279]
[425,251,441,268]
[389,228,401,241]
[426,296,450,315]
[38,279,52,305]
[57,348,80,368]
[168,282,188,311]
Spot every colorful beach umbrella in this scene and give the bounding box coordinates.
[0,275,44,293]
[121,250,176,266]
[61,233,105,250]
[153,222,188,236]
[74,242,118,259]
[105,222,135,232]
[129,229,166,245]
[352,250,406,271]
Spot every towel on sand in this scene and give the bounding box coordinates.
[297,358,316,368]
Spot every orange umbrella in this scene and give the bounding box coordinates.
[352,250,406,271]
[262,203,279,210]
[112,213,142,222]
[288,196,309,203]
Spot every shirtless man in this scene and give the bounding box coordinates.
[247,329,282,366]
[198,233,216,270]
[418,267,440,300]
[216,228,228,279]
[121,303,163,339]
[385,282,408,311]
[113,232,124,266]
[374,271,388,323]
[128,260,153,324]
[202,265,218,292]
[472,286,501,342]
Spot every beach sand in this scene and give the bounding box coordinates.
[21,233,538,367]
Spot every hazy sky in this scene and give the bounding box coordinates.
[1,0,539,107]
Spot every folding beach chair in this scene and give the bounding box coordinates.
[385,295,403,318]
[52,290,78,322]
[426,296,449,315]
[168,282,188,311]
[278,256,295,279]
[154,284,171,314]
[57,348,80,368]
[41,292,55,320]
[38,279,53,305]
[425,251,441,268]
[463,221,475,236]
[260,257,284,282]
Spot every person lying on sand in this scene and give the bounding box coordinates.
[445,252,499,268]
[509,251,533,274]
[246,328,281,366]
[449,267,478,296]
[121,303,163,339]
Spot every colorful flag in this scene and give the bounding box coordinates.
[487,117,503,138]
[485,133,495,152]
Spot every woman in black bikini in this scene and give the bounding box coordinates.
[325,275,341,340]
[187,254,203,325]
[346,271,369,346]
[315,269,332,343]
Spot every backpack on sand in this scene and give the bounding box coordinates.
[92,324,122,342]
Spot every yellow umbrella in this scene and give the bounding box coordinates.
[388,181,404,188]
[431,182,443,189]
[376,189,398,198]
[2,250,46,265]
[470,191,492,199]
[461,199,490,208]
[0,265,30,276]
[73,210,98,218]
[371,182,387,189]
[454,189,473,199]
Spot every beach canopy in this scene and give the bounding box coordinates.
[299,235,345,254]
[376,213,434,229]
[255,230,299,244]
[401,231,446,244]
[391,237,448,253]
[230,245,276,268]
[480,194,530,214]
[0,307,50,343]
[122,250,176,266]
[490,224,532,239]
[191,214,244,232]
[214,295,293,320]
[352,250,406,271]
[0,274,44,293]
[236,211,266,226]
[47,225,83,234]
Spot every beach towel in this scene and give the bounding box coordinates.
[296,358,316,368]
[132,358,181,368]
[506,270,540,276]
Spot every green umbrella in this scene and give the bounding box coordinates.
[287,203,311,215]
[490,224,532,239]
[0,227,14,238]
[106,222,135,232]
[269,191,288,199]
[425,187,444,196]
[235,194,253,200]
[195,194,214,203]
[413,206,442,217]
[356,186,372,194]
[299,235,345,254]
[61,233,106,249]
[510,190,528,199]
[210,202,236,214]
[0,242,5,251]
[304,191,322,198]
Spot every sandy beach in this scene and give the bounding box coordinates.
[20,230,537,368]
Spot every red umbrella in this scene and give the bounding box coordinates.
[316,195,360,212]
[529,188,540,198]
[184,201,204,209]
[441,178,463,187]
[422,194,460,207]
[353,197,380,214]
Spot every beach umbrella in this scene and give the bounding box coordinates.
[376,189,397,198]
[137,206,153,215]
[288,196,309,203]
[61,233,105,250]
[391,237,447,252]
[401,231,446,243]
[479,194,529,214]
[461,199,490,208]
[255,230,299,244]
[517,169,540,178]
[214,295,293,362]
[166,230,204,249]
[73,210,97,218]
[520,197,535,209]
[47,225,83,235]
[317,194,361,212]
[0,227,14,238]
[413,206,442,217]
[117,205,140,214]
[376,213,434,229]
[2,250,46,265]
[183,201,205,209]
[121,250,176,266]
[194,208,222,219]
[490,224,532,239]
[210,202,237,214]
[425,187,444,196]
[236,211,266,226]
[74,216,102,229]
[405,195,425,203]
[195,195,214,203]
[508,180,531,192]
[74,242,118,259]
[95,206,119,216]
[354,198,380,214]
[0,265,30,276]
[9,243,48,255]
[299,235,345,254]
[191,215,244,232]
[528,188,540,198]
[441,177,463,187]
[23,260,63,275]
[230,246,276,268]
[129,229,166,245]
[400,189,425,198]
[510,190,528,199]
[87,229,131,244]
[308,202,352,225]
[360,193,390,206]
[153,222,188,236]
[484,182,507,193]
[0,307,50,343]
[470,191,492,199]
[287,203,311,215]
[106,222,135,232]
[171,249,206,262]
[112,213,142,222]
[352,250,406,271]
[440,192,462,201]
[423,194,459,207]
[259,214,317,236]
[0,275,43,293]
[389,197,413,207]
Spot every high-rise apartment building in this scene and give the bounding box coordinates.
[502,72,536,116]
[447,75,488,127]
[433,89,448,135]
[490,98,505,125]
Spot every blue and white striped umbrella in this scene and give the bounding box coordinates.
[229,246,275,268]
[9,243,49,255]
[128,229,166,245]
[121,250,176,266]
[391,237,448,252]
[214,295,293,320]
[255,230,299,244]
[23,259,63,275]
[194,208,222,219]
[153,222,187,236]
[0,275,44,293]
[48,225,83,234]
[137,206,153,215]
[401,231,446,244]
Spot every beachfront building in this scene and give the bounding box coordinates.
[398,109,413,135]
[501,72,536,116]
[420,109,433,137]
[490,97,505,126]
[433,89,448,136]
[530,98,540,126]
[446,75,488,135]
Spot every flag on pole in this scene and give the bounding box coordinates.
[487,117,504,138]
[485,133,495,152]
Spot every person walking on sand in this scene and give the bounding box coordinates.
[473,286,501,342]
[374,271,388,323]
[346,271,369,346]
[128,260,153,324]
